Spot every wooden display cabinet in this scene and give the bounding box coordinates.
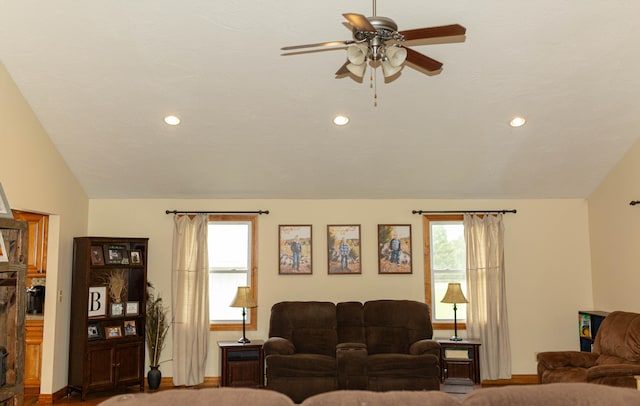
[218,340,264,388]
[68,237,148,400]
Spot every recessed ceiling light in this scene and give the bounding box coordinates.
[509,116,526,128]
[333,115,350,126]
[164,115,181,126]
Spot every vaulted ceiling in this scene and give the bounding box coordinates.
[1,1,639,199]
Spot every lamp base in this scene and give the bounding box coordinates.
[237,337,251,344]
[450,336,463,341]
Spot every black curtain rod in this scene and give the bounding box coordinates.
[412,209,517,215]
[630,201,640,206]
[166,210,269,215]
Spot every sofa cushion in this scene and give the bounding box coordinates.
[303,390,461,406]
[594,311,640,362]
[97,388,295,406]
[266,353,337,376]
[367,353,439,376]
[293,328,338,356]
[463,382,640,406]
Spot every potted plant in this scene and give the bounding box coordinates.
[145,282,170,389]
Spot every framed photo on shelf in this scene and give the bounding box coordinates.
[278,225,312,275]
[90,246,105,266]
[88,286,107,317]
[129,249,142,265]
[105,325,122,339]
[0,233,8,263]
[110,302,124,317]
[124,320,137,336]
[88,322,103,340]
[0,183,13,219]
[378,224,412,274]
[103,244,129,265]
[327,225,361,275]
[126,301,139,315]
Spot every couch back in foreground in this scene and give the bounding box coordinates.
[98,384,640,406]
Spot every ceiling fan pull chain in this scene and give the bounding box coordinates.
[372,67,378,107]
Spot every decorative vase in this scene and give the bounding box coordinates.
[147,365,161,390]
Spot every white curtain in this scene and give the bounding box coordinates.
[464,213,511,380]
[172,214,209,386]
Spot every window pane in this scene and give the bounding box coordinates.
[430,222,467,321]
[209,272,249,322]
[208,223,250,270]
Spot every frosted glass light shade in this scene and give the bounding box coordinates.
[382,60,402,77]
[347,62,366,77]
[385,46,407,67]
[347,43,368,65]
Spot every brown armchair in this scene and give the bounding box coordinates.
[263,302,340,403]
[537,311,640,388]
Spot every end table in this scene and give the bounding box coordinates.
[218,340,264,387]
[436,338,481,385]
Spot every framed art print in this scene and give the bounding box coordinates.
[124,320,137,336]
[278,225,312,274]
[129,249,142,265]
[103,244,129,265]
[90,246,105,266]
[327,225,361,274]
[0,233,7,263]
[105,325,122,339]
[88,286,107,317]
[88,322,103,340]
[0,183,13,219]
[378,224,412,274]
[110,302,124,317]
[126,301,139,315]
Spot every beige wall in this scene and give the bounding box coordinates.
[89,198,593,378]
[0,63,89,395]
[588,138,640,312]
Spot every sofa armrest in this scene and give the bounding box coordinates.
[264,337,296,356]
[536,351,598,370]
[336,342,367,390]
[587,363,640,380]
[409,339,441,358]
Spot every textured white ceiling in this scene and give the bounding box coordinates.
[1,0,639,199]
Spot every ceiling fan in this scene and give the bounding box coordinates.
[281,1,466,79]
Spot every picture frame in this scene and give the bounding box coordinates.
[278,225,312,274]
[0,183,13,219]
[105,325,122,339]
[126,301,139,315]
[88,322,103,340]
[90,246,105,266]
[129,249,142,265]
[110,302,124,317]
[378,224,412,274]
[327,225,361,274]
[123,320,137,336]
[88,286,107,317]
[103,244,129,265]
[0,233,8,263]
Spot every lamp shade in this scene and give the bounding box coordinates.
[230,286,257,308]
[440,283,468,304]
[346,62,366,77]
[382,59,402,77]
[347,43,368,65]
[385,46,407,67]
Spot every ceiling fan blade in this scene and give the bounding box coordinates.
[342,13,376,32]
[400,24,466,41]
[335,61,350,76]
[282,40,353,51]
[404,47,443,72]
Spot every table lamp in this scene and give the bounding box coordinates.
[230,286,257,343]
[441,282,468,341]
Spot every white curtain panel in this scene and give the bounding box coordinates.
[172,214,209,386]
[464,213,512,380]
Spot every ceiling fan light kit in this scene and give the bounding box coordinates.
[281,1,466,82]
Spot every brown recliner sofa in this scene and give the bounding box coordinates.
[537,311,640,388]
[263,300,440,403]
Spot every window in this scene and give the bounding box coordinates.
[208,215,257,331]
[423,215,467,329]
